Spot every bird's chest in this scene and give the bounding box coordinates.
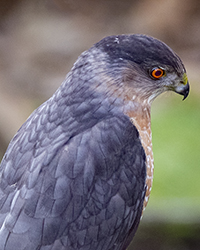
[135,121,154,211]
[128,106,154,211]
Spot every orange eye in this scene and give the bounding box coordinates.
[151,67,165,79]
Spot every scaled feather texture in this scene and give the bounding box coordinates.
[0,34,189,250]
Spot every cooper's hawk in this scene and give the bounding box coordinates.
[0,34,189,250]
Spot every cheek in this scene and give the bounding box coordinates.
[122,70,138,84]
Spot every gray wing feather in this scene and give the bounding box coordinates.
[0,80,146,250]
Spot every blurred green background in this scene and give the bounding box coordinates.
[151,92,200,220]
[0,0,199,249]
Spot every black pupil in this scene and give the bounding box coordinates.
[155,69,162,76]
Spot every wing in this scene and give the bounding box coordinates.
[0,105,146,250]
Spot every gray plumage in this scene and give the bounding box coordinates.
[0,34,189,250]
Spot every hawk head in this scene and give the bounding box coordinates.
[89,34,189,105]
[64,34,189,123]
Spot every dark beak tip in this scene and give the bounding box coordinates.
[182,82,190,101]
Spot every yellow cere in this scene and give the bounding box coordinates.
[183,73,188,85]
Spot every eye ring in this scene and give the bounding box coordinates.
[151,67,165,79]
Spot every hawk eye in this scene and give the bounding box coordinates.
[151,67,165,79]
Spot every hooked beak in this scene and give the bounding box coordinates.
[174,73,190,100]
[175,81,190,100]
